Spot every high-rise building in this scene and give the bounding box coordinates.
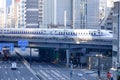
[98,0,114,30]
[41,0,114,29]
[26,0,39,28]
[112,1,120,68]
[6,0,17,28]
[17,0,26,28]
[16,0,114,29]
[0,0,6,28]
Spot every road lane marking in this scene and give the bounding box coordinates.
[51,70,62,78]
[81,77,87,80]
[37,72,47,80]
[51,74,59,80]
[40,70,51,78]
[39,65,42,68]
[5,71,7,74]
[20,66,23,68]
[56,70,60,73]
[48,65,52,68]
[22,77,25,80]
[18,71,20,74]
[62,74,69,80]
[46,70,50,73]
[30,77,33,80]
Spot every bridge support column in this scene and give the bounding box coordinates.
[29,48,32,67]
[66,49,70,67]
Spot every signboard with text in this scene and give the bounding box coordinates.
[18,40,29,51]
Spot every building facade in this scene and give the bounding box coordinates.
[26,0,39,28]
[39,0,115,29]
[15,0,114,29]
[16,0,26,28]
[0,0,6,28]
[112,1,120,68]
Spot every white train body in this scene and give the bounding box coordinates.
[0,28,113,41]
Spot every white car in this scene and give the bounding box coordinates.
[77,73,83,77]
[11,62,17,70]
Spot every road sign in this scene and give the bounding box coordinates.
[18,40,28,46]
[18,40,28,51]
[0,44,2,52]
[10,44,14,52]
[0,43,14,52]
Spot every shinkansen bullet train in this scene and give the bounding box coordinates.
[0,28,113,41]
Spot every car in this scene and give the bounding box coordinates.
[77,73,83,77]
[11,62,17,70]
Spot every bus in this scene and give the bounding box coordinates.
[2,48,11,60]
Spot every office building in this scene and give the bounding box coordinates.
[112,1,120,68]
[40,0,115,29]
[25,0,39,28]
[16,0,114,29]
[17,0,26,28]
[0,0,6,28]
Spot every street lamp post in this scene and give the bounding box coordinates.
[70,61,73,80]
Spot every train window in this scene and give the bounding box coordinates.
[73,32,75,35]
[33,32,35,34]
[89,33,90,35]
[91,33,93,35]
[59,32,61,35]
[94,33,96,35]
[38,31,40,34]
[37,32,39,34]
[40,31,42,34]
[12,31,14,34]
[84,33,86,35]
[66,32,68,35]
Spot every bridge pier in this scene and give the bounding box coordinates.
[29,48,32,67]
[66,49,70,67]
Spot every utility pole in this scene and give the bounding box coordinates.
[70,61,73,80]
[64,10,67,29]
[72,0,75,29]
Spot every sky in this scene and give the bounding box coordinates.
[0,0,11,8]
[6,0,12,7]
[0,0,4,8]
